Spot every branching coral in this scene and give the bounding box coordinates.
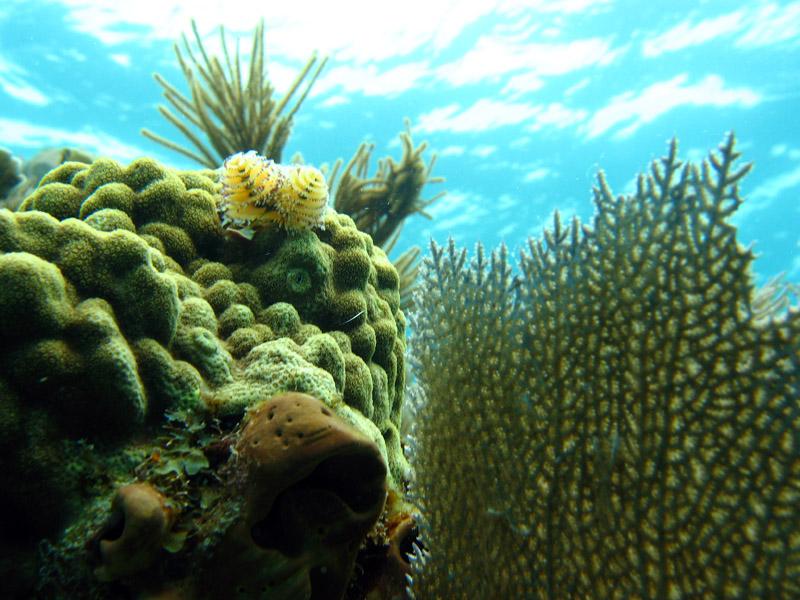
[329,120,444,249]
[407,135,800,598]
[141,19,326,167]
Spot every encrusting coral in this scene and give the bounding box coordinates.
[0,151,408,597]
[407,135,800,598]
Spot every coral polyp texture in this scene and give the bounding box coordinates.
[219,151,329,235]
[407,135,800,598]
[0,154,407,597]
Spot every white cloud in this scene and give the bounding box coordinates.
[790,254,800,280]
[738,2,800,47]
[497,222,518,237]
[771,143,789,157]
[52,0,517,61]
[501,72,544,97]
[316,61,430,96]
[642,12,744,57]
[439,145,466,157]
[0,55,49,106]
[585,74,761,139]
[523,167,551,182]
[319,95,350,108]
[425,189,473,220]
[417,98,586,135]
[751,165,800,201]
[509,136,531,148]
[527,102,588,131]
[0,117,147,160]
[733,164,800,223]
[109,53,131,67]
[417,188,494,239]
[496,193,518,211]
[49,0,618,109]
[416,99,540,133]
[52,0,613,61]
[433,205,489,232]
[769,143,800,160]
[642,2,800,57]
[471,145,497,158]
[438,36,619,86]
[44,48,88,64]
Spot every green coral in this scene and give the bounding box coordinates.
[408,135,800,598]
[0,151,408,528]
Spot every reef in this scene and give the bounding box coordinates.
[328,122,444,311]
[0,154,409,598]
[407,135,800,598]
[140,20,443,314]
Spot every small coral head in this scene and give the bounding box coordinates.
[218,151,328,236]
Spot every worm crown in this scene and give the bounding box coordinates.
[219,151,329,236]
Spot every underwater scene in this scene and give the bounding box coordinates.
[0,0,799,598]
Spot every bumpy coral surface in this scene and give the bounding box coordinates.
[408,136,800,598]
[0,155,408,595]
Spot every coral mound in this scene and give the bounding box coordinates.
[0,154,408,596]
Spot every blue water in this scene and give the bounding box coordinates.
[1,0,798,283]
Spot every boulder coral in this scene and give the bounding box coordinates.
[0,154,408,597]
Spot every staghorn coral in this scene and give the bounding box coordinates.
[1,154,409,597]
[141,19,326,167]
[407,135,800,598]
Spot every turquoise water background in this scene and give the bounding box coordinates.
[1,0,798,283]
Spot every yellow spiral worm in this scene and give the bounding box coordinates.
[278,165,329,229]
[218,151,328,235]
